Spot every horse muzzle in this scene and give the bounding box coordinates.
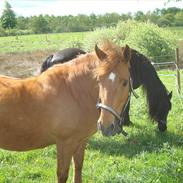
[158,120,167,132]
[97,120,122,137]
[96,102,128,136]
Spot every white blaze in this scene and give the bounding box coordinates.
[108,72,116,82]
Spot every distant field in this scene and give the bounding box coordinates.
[0,26,182,53]
[0,32,87,53]
[167,26,183,40]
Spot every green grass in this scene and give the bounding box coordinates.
[0,26,182,53]
[167,26,183,40]
[0,29,182,182]
[0,32,87,53]
[0,70,182,183]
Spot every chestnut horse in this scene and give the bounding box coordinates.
[41,48,172,132]
[0,41,131,183]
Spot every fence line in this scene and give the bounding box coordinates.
[151,48,182,95]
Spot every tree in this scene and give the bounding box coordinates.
[16,16,28,30]
[174,11,183,26]
[1,1,16,29]
[29,15,50,34]
[134,11,146,22]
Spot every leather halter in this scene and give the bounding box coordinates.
[96,77,138,136]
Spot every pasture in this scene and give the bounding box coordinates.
[0,28,182,183]
[0,32,86,53]
[0,26,182,53]
[0,70,182,183]
[168,27,183,40]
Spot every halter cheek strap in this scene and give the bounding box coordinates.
[96,76,138,137]
[129,77,139,99]
[96,103,121,121]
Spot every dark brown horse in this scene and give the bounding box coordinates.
[40,48,172,132]
[0,41,131,183]
[40,48,86,73]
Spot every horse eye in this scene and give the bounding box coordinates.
[122,80,128,87]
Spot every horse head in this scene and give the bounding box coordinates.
[157,91,172,132]
[94,41,131,137]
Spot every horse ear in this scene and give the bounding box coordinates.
[168,91,172,99]
[122,44,131,63]
[95,44,107,61]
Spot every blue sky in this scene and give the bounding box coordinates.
[0,0,182,17]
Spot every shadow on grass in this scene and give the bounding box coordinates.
[88,125,183,158]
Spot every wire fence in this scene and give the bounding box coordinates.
[150,49,183,110]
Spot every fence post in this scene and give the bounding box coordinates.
[175,48,181,94]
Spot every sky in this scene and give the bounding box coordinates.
[0,0,182,17]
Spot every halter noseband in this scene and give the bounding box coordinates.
[96,77,138,136]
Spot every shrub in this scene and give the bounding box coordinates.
[0,28,33,37]
[0,27,7,37]
[122,21,178,62]
[82,20,178,62]
[82,27,117,51]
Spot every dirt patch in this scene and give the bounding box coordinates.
[0,50,57,78]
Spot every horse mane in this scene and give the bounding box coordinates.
[131,49,169,121]
[94,40,125,78]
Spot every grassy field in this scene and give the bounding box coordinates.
[0,32,87,53]
[0,70,182,183]
[0,26,182,53]
[167,26,183,40]
[0,27,182,182]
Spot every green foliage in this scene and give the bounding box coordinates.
[122,21,178,62]
[29,15,50,34]
[82,27,116,51]
[174,12,183,26]
[0,27,181,53]
[83,20,178,62]
[0,27,7,37]
[0,1,16,29]
[16,16,29,30]
[0,5,182,35]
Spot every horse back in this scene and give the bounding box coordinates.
[40,48,86,73]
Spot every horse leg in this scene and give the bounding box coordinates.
[123,99,133,126]
[56,141,78,183]
[73,140,87,183]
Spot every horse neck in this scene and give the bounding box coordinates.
[131,50,167,96]
[64,53,99,110]
[131,50,168,119]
